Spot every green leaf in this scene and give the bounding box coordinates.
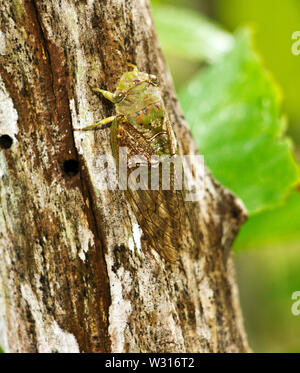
[234,189,300,250]
[151,3,234,63]
[179,30,299,214]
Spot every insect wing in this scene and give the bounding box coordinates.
[112,117,185,262]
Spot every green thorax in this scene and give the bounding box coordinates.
[114,70,164,129]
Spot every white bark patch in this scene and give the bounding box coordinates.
[78,224,94,262]
[106,256,132,352]
[69,98,84,153]
[20,283,80,353]
[69,98,93,158]
[0,31,5,55]
[128,236,134,253]
[132,223,142,254]
[128,221,144,255]
[0,74,18,139]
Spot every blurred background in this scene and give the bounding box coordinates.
[151,0,300,352]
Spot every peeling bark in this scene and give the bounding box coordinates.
[0,0,249,353]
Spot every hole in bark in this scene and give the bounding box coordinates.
[0,135,13,149]
[63,159,79,177]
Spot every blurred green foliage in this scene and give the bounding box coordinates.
[235,190,300,250]
[152,3,234,63]
[151,1,227,88]
[179,31,299,214]
[151,0,300,353]
[236,245,300,352]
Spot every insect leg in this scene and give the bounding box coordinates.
[126,62,138,71]
[92,88,114,102]
[148,131,167,143]
[74,116,116,131]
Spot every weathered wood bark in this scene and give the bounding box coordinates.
[0,0,249,352]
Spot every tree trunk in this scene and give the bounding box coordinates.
[0,0,249,353]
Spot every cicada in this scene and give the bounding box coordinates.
[76,63,186,262]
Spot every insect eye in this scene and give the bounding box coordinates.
[113,92,125,103]
[149,74,159,85]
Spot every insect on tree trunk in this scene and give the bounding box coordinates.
[0,0,250,352]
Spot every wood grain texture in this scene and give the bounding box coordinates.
[0,0,249,352]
